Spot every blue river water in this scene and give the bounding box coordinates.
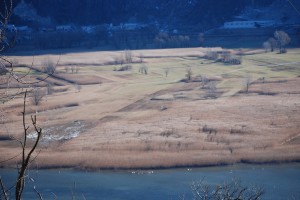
[0,164,300,199]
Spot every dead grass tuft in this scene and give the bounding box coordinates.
[202,125,218,134]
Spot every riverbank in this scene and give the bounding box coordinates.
[28,160,300,172]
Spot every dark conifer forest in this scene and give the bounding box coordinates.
[3,0,275,26]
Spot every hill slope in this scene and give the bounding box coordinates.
[7,0,277,27]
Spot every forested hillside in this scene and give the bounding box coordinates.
[5,0,275,27]
[1,0,299,50]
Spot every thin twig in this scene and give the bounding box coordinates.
[0,152,22,164]
[0,177,8,200]
[34,187,44,200]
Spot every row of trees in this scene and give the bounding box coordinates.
[154,33,191,48]
[263,30,291,53]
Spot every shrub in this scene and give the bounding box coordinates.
[263,41,271,52]
[189,178,264,200]
[139,64,148,74]
[205,50,219,60]
[185,68,193,82]
[31,87,45,105]
[202,124,217,134]
[160,129,175,137]
[42,59,56,74]
[139,53,144,63]
[164,68,169,77]
[118,65,132,71]
[46,83,54,95]
[124,49,132,63]
[244,75,252,93]
[200,75,209,88]
[206,82,217,98]
[74,83,81,92]
[114,55,125,65]
[227,56,242,65]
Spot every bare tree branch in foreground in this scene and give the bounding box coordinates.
[186,178,264,200]
[0,91,43,200]
[15,91,43,200]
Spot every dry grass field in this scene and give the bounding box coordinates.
[1,47,300,170]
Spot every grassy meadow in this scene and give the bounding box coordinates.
[1,47,300,170]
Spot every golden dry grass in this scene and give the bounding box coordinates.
[1,47,300,170]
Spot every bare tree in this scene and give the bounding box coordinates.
[113,55,125,65]
[0,177,8,200]
[65,66,70,73]
[205,50,219,61]
[71,65,75,73]
[75,66,79,73]
[164,68,169,77]
[16,91,43,200]
[31,87,45,106]
[263,41,271,52]
[0,1,47,199]
[46,83,54,95]
[124,49,132,63]
[207,81,217,98]
[221,51,231,63]
[267,37,277,52]
[0,0,21,103]
[0,91,43,200]
[187,178,264,200]
[42,59,56,75]
[185,68,193,82]
[244,75,252,93]
[74,83,81,92]
[139,64,148,75]
[274,30,291,53]
[200,75,209,88]
[139,53,144,63]
[0,0,15,50]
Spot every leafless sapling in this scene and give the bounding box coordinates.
[31,87,45,106]
[274,30,291,53]
[139,64,148,75]
[244,75,252,93]
[124,49,132,63]
[185,68,193,82]
[164,68,169,77]
[42,59,56,75]
[189,178,264,200]
[263,41,271,53]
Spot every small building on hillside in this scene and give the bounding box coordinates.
[223,20,276,29]
[39,27,56,32]
[81,26,96,33]
[56,25,75,32]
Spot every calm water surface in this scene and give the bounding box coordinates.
[1,164,300,199]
